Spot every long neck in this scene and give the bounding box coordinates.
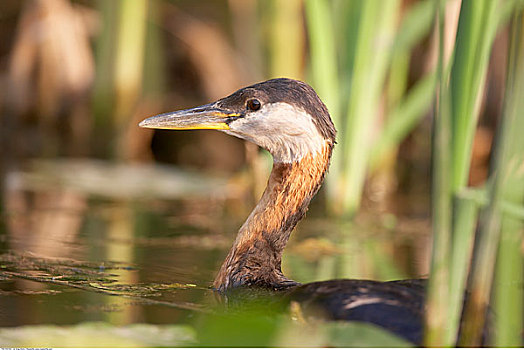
[213,141,333,292]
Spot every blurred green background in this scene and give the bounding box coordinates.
[0,0,522,347]
[0,0,507,213]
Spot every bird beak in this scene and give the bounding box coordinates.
[139,103,241,131]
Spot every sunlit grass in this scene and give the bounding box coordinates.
[267,0,304,79]
[304,0,342,206]
[425,0,524,346]
[459,9,524,346]
[425,2,453,344]
[491,13,524,347]
[305,0,437,216]
[306,0,523,346]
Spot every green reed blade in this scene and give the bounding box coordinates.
[424,1,452,345]
[92,0,119,129]
[392,0,436,56]
[494,215,523,347]
[267,0,304,79]
[491,12,524,347]
[113,0,148,125]
[458,9,524,346]
[339,0,401,215]
[304,0,343,208]
[449,0,498,193]
[304,0,340,118]
[371,0,436,172]
[143,0,167,99]
[445,197,478,345]
[306,0,439,216]
[370,71,437,170]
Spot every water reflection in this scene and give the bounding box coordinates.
[5,187,86,260]
[104,204,138,325]
[0,158,430,329]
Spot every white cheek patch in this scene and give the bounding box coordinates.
[224,102,327,163]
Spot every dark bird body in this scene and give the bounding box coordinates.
[288,279,425,344]
[140,78,425,345]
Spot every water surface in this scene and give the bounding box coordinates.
[0,159,430,346]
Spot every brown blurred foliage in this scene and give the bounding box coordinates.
[0,0,505,197]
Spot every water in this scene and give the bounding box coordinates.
[0,199,226,326]
[0,158,430,346]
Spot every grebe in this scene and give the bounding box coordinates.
[139,78,425,344]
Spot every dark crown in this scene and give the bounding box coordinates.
[217,78,337,142]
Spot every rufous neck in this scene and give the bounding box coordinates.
[213,142,333,292]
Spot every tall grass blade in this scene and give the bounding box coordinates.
[370,71,437,169]
[494,215,523,346]
[268,0,304,79]
[92,0,118,130]
[307,0,437,215]
[392,0,436,56]
[424,1,452,345]
[304,0,342,207]
[445,197,478,344]
[370,0,437,171]
[333,0,363,88]
[339,0,401,215]
[304,0,340,117]
[449,0,498,192]
[143,0,167,100]
[458,9,524,346]
[113,0,148,127]
[491,12,524,347]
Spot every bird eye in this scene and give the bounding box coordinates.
[246,99,261,111]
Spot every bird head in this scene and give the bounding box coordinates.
[139,78,336,163]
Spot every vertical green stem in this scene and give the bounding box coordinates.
[492,12,524,347]
[459,10,524,346]
[268,0,304,79]
[450,0,498,192]
[458,191,502,346]
[340,0,400,215]
[304,0,342,212]
[143,0,166,100]
[445,196,478,344]
[92,0,118,130]
[494,215,523,346]
[424,1,452,345]
[114,0,148,126]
